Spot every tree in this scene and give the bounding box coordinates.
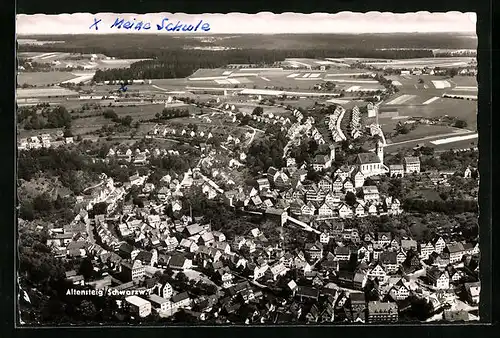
[103,109,118,119]
[454,119,468,128]
[345,192,356,206]
[78,300,97,319]
[252,106,264,116]
[395,123,410,135]
[78,257,95,279]
[92,202,108,215]
[449,68,459,78]
[176,272,189,284]
[63,127,73,137]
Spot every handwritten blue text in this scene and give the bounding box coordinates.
[89,17,211,32]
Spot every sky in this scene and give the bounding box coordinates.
[16,12,477,35]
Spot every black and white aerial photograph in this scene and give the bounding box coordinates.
[16,11,480,325]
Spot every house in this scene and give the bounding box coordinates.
[404,156,421,174]
[135,250,157,267]
[120,260,145,282]
[362,186,380,203]
[464,282,480,305]
[217,267,234,288]
[377,232,392,247]
[433,237,447,254]
[332,176,344,192]
[396,249,407,265]
[389,164,404,178]
[352,170,365,188]
[338,203,353,218]
[367,263,387,282]
[305,242,324,261]
[319,231,330,244]
[168,255,192,270]
[321,304,335,323]
[318,202,334,218]
[160,282,173,299]
[148,294,170,312]
[265,262,288,281]
[305,304,321,322]
[305,184,326,202]
[171,292,191,309]
[256,178,270,191]
[420,242,435,260]
[353,272,368,290]
[295,286,320,302]
[318,176,332,191]
[312,154,332,171]
[334,246,351,261]
[343,179,355,194]
[401,239,418,252]
[367,301,398,323]
[129,173,145,186]
[125,296,151,317]
[354,203,366,217]
[426,267,450,290]
[350,292,366,322]
[380,251,399,273]
[445,242,466,263]
[171,200,183,212]
[388,280,411,300]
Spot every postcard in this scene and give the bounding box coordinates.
[15,11,480,325]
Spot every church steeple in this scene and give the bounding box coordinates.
[376,140,384,164]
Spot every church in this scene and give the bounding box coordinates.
[356,140,389,177]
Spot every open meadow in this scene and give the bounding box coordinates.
[17,71,81,86]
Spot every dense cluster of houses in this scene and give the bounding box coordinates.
[29,91,478,324]
[51,182,480,323]
[325,105,347,142]
[18,131,74,150]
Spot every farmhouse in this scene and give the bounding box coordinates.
[404,157,421,174]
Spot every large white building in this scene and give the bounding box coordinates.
[356,141,388,177]
[125,296,152,317]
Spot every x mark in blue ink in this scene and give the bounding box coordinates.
[119,83,128,92]
[89,18,102,31]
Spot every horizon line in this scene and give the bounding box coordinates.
[17,31,477,36]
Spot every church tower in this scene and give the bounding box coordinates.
[376,140,384,164]
[329,144,336,161]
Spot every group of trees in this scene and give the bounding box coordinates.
[19,105,72,130]
[153,108,190,121]
[402,198,478,214]
[18,193,76,223]
[150,154,194,173]
[289,138,320,165]
[246,125,287,174]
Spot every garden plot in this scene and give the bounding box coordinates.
[385,94,417,105]
[422,96,440,105]
[452,86,477,92]
[431,80,452,89]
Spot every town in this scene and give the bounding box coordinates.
[17,18,479,325]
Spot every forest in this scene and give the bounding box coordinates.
[18,33,474,81]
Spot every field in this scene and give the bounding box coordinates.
[379,75,477,129]
[187,68,383,92]
[363,57,475,69]
[17,72,82,86]
[17,87,79,98]
[388,124,461,143]
[18,51,149,70]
